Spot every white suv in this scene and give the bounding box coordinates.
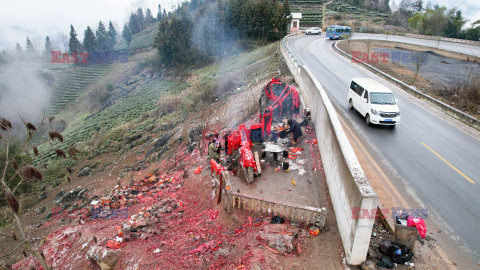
[347,78,401,127]
[305,27,322,35]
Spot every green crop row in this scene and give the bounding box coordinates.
[47,64,112,114]
[34,78,179,165]
[114,26,157,51]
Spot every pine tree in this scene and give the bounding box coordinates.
[96,21,109,52]
[0,50,7,64]
[136,8,145,32]
[108,21,117,50]
[68,25,81,53]
[122,24,133,48]
[83,26,96,54]
[129,13,140,35]
[282,0,292,37]
[157,4,162,21]
[25,37,36,55]
[146,8,154,24]
[16,43,24,55]
[44,36,53,56]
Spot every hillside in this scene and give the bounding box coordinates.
[0,29,304,266]
[288,0,390,28]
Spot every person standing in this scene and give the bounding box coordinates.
[223,133,230,155]
[287,119,303,144]
[209,134,221,163]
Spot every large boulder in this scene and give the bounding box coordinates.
[257,224,297,253]
[77,167,92,177]
[87,246,120,270]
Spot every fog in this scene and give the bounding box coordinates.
[191,3,242,60]
[0,0,185,51]
[0,56,50,123]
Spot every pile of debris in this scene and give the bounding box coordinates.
[12,153,322,270]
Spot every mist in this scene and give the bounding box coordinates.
[191,3,242,60]
[0,56,50,123]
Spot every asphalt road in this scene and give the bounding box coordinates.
[287,35,480,261]
[352,33,480,57]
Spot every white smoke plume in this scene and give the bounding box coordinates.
[0,57,50,123]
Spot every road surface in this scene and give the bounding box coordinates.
[352,33,480,57]
[287,35,480,264]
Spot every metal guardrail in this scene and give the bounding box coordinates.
[333,41,480,129]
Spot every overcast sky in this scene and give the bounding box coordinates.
[0,0,185,51]
[0,0,479,51]
[418,0,480,23]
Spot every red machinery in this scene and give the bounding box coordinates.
[227,124,257,183]
[260,77,300,139]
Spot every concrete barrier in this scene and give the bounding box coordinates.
[280,35,378,265]
[219,171,328,228]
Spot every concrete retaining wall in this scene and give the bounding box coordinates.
[280,36,378,265]
[218,170,327,228]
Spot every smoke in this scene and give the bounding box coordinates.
[0,56,50,123]
[191,3,242,60]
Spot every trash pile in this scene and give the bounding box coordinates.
[12,150,320,270]
[396,214,427,239]
[376,240,415,269]
[368,214,427,269]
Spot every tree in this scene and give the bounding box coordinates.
[408,12,426,33]
[0,50,7,64]
[128,13,140,35]
[464,27,480,41]
[15,43,23,55]
[412,52,428,85]
[137,8,146,32]
[408,7,442,35]
[157,4,163,21]
[107,21,117,51]
[25,37,36,55]
[83,26,96,54]
[56,32,69,52]
[154,14,197,68]
[444,8,466,38]
[44,36,53,56]
[122,24,133,48]
[145,8,155,24]
[281,0,292,37]
[412,0,423,12]
[96,21,109,52]
[68,25,81,53]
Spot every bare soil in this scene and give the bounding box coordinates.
[1,77,345,269]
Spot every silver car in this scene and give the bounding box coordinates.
[305,27,322,35]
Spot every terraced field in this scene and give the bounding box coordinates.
[47,64,111,114]
[289,0,324,27]
[35,41,279,166]
[114,25,157,51]
[34,78,180,165]
[288,0,389,27]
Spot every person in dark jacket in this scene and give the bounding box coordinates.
[287,119,303,144]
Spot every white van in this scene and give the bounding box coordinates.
[347,78,400,127]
